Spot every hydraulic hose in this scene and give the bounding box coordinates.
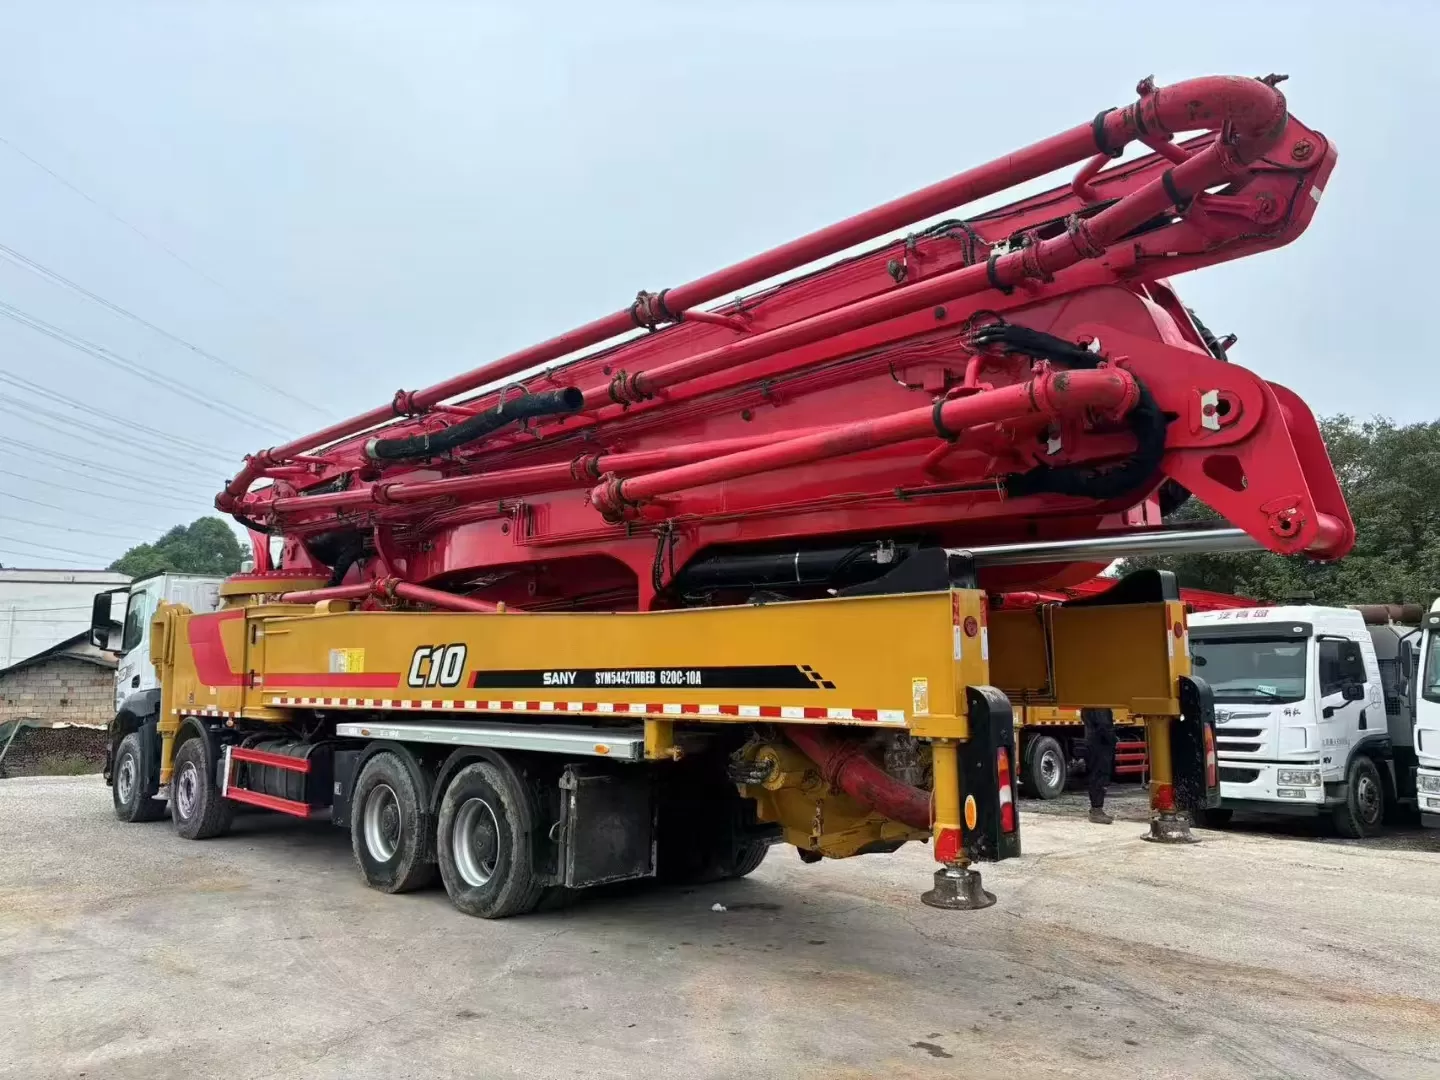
[364,388,584,462]
[786,726,932,831]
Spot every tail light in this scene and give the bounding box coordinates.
[1204,722,1218,788]
[997,747,1016,833]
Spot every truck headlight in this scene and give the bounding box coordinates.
[1277,768,1320,787]
[1418,774,1440,795]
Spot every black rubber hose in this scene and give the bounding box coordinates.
[364,387,584,462]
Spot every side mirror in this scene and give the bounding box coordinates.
[1342,683,1366,702]
[1399,639,1417,680]
[89,592,113,650]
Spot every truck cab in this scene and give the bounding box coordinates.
[1415,601,1440,827]
[1188,606,1404,837]
[90,573,223,821]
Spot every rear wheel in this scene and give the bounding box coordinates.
[436,759,545,919]
[351,751,436,893]
[1333,755,1385,838]
[730,840,770,879]
[1022,735,1067,800]
[112,731,166,823]
[170,737,234,840]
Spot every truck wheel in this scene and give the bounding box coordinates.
[112,731,166,823]
[436,760,545,918]
[731,840,770,879]
[351,752,436,893]
[170,737,234,840]
[1022,736,1067,800]
[1333,755,1385,839]
[1192,807,1233,829]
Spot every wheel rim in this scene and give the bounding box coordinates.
[175,761,199,820]
[453,797,501,888]
[116,752,136,804]
[1039,748,1061,790]
[1356,772,1381,823]
[363,784,402,862]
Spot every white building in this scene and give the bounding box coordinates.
[0,568,132,670]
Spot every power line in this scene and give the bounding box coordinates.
[0,459,209,514]
[0,512,153,543]
[0,238,325,413]
[0,531,114,561]
[0,466,202,518]
[0,434,218,497]
[0,367,245,460]
[0,398,231,484]
[0,132,232,294]
[0,297,290,435]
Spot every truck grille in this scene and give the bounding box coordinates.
[1216,727,1264,753]
[1219,766,1261,784]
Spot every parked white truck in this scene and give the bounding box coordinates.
[89,572,223,820]
[1415,599,1440,828]
[1188,604,1422,837]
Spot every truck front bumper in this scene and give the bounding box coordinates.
[1218,759,1334,815]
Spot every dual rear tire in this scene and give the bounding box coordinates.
[349,751,545,918]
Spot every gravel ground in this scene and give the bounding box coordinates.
[3,775,1440,1080]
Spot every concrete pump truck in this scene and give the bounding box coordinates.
[96,73,1351,917]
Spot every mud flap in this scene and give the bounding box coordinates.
[1172,674,1220,813]
[959,685,1022,862]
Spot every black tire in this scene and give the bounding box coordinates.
[1333,755,1385,838]
[731,840,770,879]
[1192,807,1233,829]
[351,751,437,893]
[436,759,546,919]
[112,731,166,823]
[170,737,234,840]
[1022,735,1067,800]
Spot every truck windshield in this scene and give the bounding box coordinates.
[1424,631,1440,705]
[1190,636,1307,703]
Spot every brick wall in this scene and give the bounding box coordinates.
[0,657,114,728]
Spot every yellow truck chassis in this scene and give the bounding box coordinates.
[123,571,1218,917]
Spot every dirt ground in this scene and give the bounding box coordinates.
[4,775,1439,1079]
[0,726,107,779]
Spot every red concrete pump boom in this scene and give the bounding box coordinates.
[219,74,1351,611]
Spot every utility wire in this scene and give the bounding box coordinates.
[0,399,230,484]
[0,238,325,413]
[0,297,290,435]
[0,512,154,543]
[0,531,114,561]
[0,435,217,497]
[0,466,208,515]
[0,367,245,460]
[0,132,231,293]
[0,456,210,512]
[0,466,202,517]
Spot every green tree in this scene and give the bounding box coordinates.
[1125,416,1440,604]
[109,517,245,578]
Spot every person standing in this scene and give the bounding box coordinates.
[1083,707,1116,824]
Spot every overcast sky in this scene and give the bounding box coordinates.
[0,1,1431,569]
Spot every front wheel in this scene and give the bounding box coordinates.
[112,731,166,823]
[436,759,545,919]
[1333,755,1385,839]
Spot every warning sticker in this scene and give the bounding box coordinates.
[911,677,930,717]
[329,648,365,674]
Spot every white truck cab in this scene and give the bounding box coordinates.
[90,573,224,820]
[1188,605,1419,837]
[1415,600,1440,827]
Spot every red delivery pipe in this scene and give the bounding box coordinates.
[262,428,832,518]
[591,367,1138,520]
[279,578,507,613]
[581,77,1286,413]
[221,75,1280,510]
[787,726,931,831]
